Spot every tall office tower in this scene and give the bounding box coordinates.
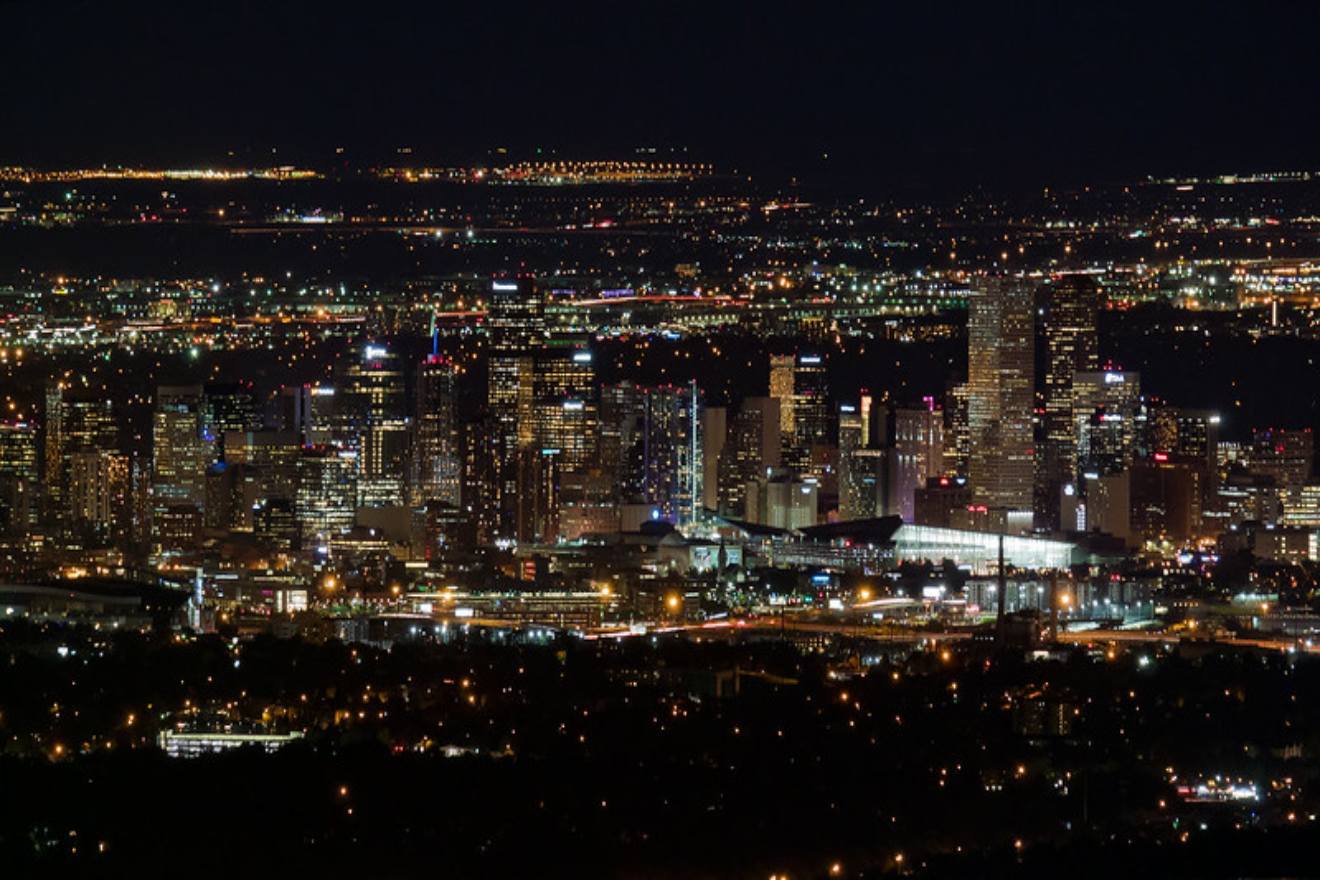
[203,382,262,463]
[1174,410,1221,478]
[943,380,970,476]
[859,391,875,449]
[701,406,727,513]
[1249,428,1314,493]
[0,421,39,536]
[531,341,598,475]
[460,412,501,545]
[487,277,544,538]
[276,385,310,439]
[791,353,831,451]
[223,431,302,528]
[43,380,65,516]
[1139,403,1221,466]
[67,449,131,541]
[880,401,945,521]
[1071,370,1141,479]
[837,404,874,520]
[1131,458,1202,544]
[635,382,704,525]
[771,353,830,472]
[716,397,781,518]
[966,278,1035,515]
[45,382,118,525]
[1038,274,1101,528]
[204,462,247,532]
[516,446,561,544]
[253,498,299,551]
[414,354,461,507]
[1137,400,1177,460]
[769,355,796,437]
[128,455,152,551]
[296,445,358,544]
[337,343,409,507]
[153,385,208,498]
[600,381,644,499]
[277,384,338,445]
[1138,403,1221,505]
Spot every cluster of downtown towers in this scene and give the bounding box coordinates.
[15,274,1254,557]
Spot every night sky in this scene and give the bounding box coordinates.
[5,1,1320,186]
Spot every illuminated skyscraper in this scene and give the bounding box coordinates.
[601,381,644,500]
[769,355,795,436]
[1072,370,1141,479]
[516,446,561,544]
[337,344,409,507]
[717,397,780,518]
[531,341,598,475]
[0,422,39,536]
[486,276,544,537]
[43,379,64,516]
[943,381,971,477]
[639,382,704,524]
[45,381,118,527]
[1249,427,1314,492]
[1038,274,1100,528]
[277,383,338,445]
[68,449,131,541]
[203,382,262,463]
[223,431,302,528]
[296,445,358,543]
[792,353,830,448]
[771,353,830,473]
[414,354,461,507]
[153,385,209,510]
[967,278,1034,514]
[461,412,501,545]
[837,404,876,520]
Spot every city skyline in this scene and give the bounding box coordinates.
[6,3,1320,877]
